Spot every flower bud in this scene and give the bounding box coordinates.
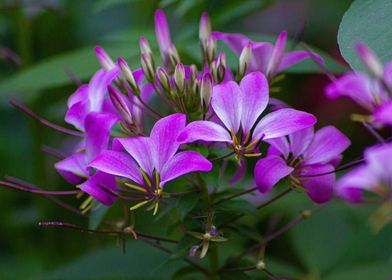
[139,36,153,60]
[356,43,383,78]
[157,67,171,92]
[216,52,226,82]
[174,63,185,94]
[108,85,133,127]
[94,46,115,71]
[238,43,252,79]
[141,53,156,83]
[189,64,197,84]
[256,261,266,271]
[199,12,211,52]
[206,35,217,63]
[167,44,180,72]
[118,57,140,96]
[200,73,213,109]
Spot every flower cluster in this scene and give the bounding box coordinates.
[7,7,392,273]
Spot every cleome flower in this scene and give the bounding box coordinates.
[177,71,317,160]
[336,143,392,204]
[89,114,213,214]
[212,31,323,80]
[254,126,350,203]
[325,43,392,127]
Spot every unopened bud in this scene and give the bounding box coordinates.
[301,210,312,218]
[189,64,197,84]
[216,52,226,82]
[157,67,171,92]
[356,43,383,78]
[118,57,140,95]
[141,53,156,83]
[256,261,266,271]
[193,77,201,95]
[94,46,115,71]
[238,43,252,79]
[139,37,153,60]
[167,44,180,72]
[108,85,133,127]
[199,12,211,47]
[189,245,199,257]
[200,73,213,109]
[206,35,217,63]
[174,63,185,94]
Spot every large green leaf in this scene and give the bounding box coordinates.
[40,241,186,280]
[338,0,392,71]
[290,205,353,275]
[324,262,392,280]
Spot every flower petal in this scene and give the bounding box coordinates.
[150,113,186,171]
[265,137,290,159]
[266,31,287,77]
[85,112,119,162]
[89,150,143,185]
[88,67,120,112]
[212,81,242,133]
[68,85,89,108]
[303,126,350,165]
[335,165,377,203]
[212,32,250,53]
[65,100,89,131]
[288,126,314,158]
[254,156,293,193]
[155,9,172,55]
[240,72,269,134]
[80,171,117,206]
[373,100,392,126]
[160,151,212,187]
[55,152,88,184]
[300,164,334,203]
[177,121,232,144]
[253,108,317,141]
[250,43,273,73]
[324,73,375,111]
[365,143,392,181]
[114,137,154,176]
[277,51,324,73]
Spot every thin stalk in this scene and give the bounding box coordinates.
[0,181,81,195]
[10,100,84,137]
[214,187,257,205]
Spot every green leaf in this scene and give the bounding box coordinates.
[89,204,109,230]
[176,192,202,220]
[338,0,392,71]
[324,262,392,280]
[290,205,353,275]
[40,241,185,280]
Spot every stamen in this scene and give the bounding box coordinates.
[153,202,159,216]
[130,200,150,211]
[124,182,147,193]
[80,196,94,210]
[154,171,160,189]
[243,152,262,158]
[230,130,239,146]
[140,168,152,187]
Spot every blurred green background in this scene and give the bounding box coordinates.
[1,0,391,279]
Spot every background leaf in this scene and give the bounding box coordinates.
[338,0,392,70]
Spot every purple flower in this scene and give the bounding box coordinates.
[336,143,392,203]
[212,31,323,79]
[56,64,152,206]
[254,126,350,203]
[325,43,392,126]
[178,72,317,158]
[89,114,212,208]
